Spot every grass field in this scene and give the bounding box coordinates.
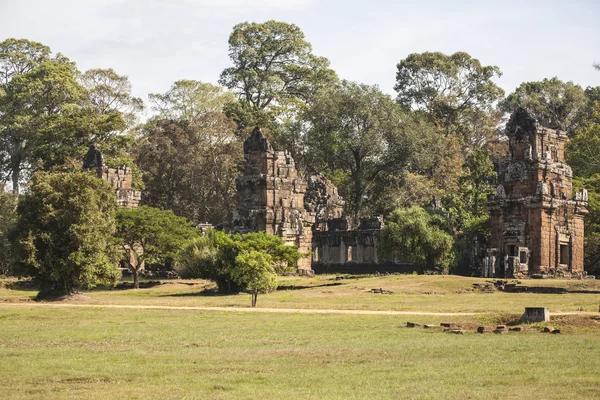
[1,275,600,399]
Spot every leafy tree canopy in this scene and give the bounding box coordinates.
[394,51,504,141]
[136,113,242,225]
[149,80,235,123]
[114,205,199,288]
[219,20,338,112]
[14,171,120,298]
[499,77,587,135]
[378,206,455,272]
[304,80,434,218]
[175,230,301,294]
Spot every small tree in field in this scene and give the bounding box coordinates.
[15,171,120,299]
[175,231,301,296]
[114,206,199,289]
[231,250,278,307]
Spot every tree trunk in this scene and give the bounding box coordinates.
[251,290,257,307]
[11,138,21,195]
[133,269,140,289]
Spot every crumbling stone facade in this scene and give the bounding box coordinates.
[233,128,385,272]
[232,128,314,270]
[484,110,588,278]
[83,145,141,209]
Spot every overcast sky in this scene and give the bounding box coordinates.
[1,0,599,103]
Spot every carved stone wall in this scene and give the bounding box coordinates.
[83,145,141,209]
[233,127,388,273]
[486,110,587,277]
[232,128,314,270]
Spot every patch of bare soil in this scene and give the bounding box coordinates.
[44,293,92,302]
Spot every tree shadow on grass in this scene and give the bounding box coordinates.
[160,282,344,297]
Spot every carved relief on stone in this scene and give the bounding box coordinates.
[495,184,506,199]
[506,162,527,181]
[524,143,532,160]
[537,181,549,196]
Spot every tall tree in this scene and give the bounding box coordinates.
[0,39,129,194]
[394,51,504,142]
[219,20,337,113]
[304,80,427,218]
[149,80,234,122]
[114,205,199,289]
[378,206,455,272]
[499,77,587,135]
[0,190,17,276]
[15,171,120,298]
[79,68,144,127]
[136,113,242,225]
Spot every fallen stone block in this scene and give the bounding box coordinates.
[495,325,508,332]
[519,307,550,323]
[477,326,493,333]
[423,324,437,329]
[543,326,555,333]
[509,326,524,332]
[407,322,422,328]
[447,329,465,334]
[493,329,506,334]
[551,329,561,334]
[440,322,456,328]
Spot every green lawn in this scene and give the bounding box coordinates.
[0,306,598,399]
[4,274,599,314]
[1,275,599,399]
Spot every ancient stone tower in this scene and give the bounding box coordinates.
[83,145,141,209]
[232,128,314,271]
[484,110,588,278]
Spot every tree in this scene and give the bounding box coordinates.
[219,20,337,112]
[175,231,301,295]
[499,77,587,135]
[378,206,455,272]
[79,68,144,126]
[394,51,504,142]
[149,80,234,122]
[136,113,242,225]
[14,171,120,298]
[0,190,17,276]
[0,39,129,194]
[567,101,600,272]
[114,205,199,289]
[304,80,427,218]
[231,250,277,307]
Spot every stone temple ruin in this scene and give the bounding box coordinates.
[483,110,588,278]
[232,128,395,273]
[83,145,141,209]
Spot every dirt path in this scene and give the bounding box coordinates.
[1,302,596,317]
[0,302,481,316]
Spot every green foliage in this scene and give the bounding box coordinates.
[219,20,337,112]
[394,51,504,142]
[79,68,144,127]
[500,77,587,135]
[573,176,600,272]
[136,113,242,225]
[175,230,301,294]
[114,205,199,288]
[567,103,600,177]
[14,171,120,298]
[149,80,234,122]
[0,191,17,276]
[231,250,278,307]
[378,206,455,272]
[305,80,432,218]
[0,39,130,194]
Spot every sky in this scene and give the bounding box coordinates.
[1,0,599,104]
